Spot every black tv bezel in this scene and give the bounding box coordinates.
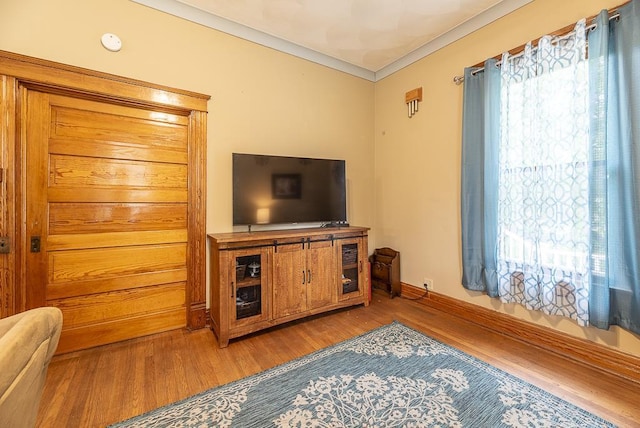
[232,153,347,227]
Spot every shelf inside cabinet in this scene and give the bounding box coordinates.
[236,277,261,288]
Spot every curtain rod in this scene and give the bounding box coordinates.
[452,6,624,85]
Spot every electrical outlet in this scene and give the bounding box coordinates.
[423,278,433,290]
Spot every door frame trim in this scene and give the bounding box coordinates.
[0,50,209,329]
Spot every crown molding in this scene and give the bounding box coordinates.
[131,0,532,82]
[375,0,532,80]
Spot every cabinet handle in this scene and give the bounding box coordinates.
[359,261,363,272]
[231,281,234,298]
[308,269,312,284]
[302,270,306,285]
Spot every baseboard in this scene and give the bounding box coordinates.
[401,283,640,384]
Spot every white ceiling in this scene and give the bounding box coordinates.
[132,0,532,81]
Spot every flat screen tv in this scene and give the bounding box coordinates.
[233,153,347,227]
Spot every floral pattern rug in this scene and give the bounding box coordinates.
[111,322,615,427]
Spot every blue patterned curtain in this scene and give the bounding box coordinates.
[461,59,500,297]
[496,21,591,326]
[588,3,640,334]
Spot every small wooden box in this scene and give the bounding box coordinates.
[369,247,400,298]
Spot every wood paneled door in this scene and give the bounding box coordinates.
[0,51,209,353]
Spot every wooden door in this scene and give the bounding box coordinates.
[338,238,367,301]
[228,247,270,328]
[306,240,336,309]
[23,89,191,353]
[272,242,306,318]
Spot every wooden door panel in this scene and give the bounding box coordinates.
[55,308,186,354]
[48,203,187,234]
[307,241,336,309]
[49,155,188,188]
[49,137,187,165]
[0,76,17,318]
[47,230,187,251]
[48,187,187,203]
[47,269,187,301]
[49,96,189,149]
[272,244,306,318]
[24,90,51,308]
[25,89,191,352]
[50,283,185,327]
[47,244,187,283]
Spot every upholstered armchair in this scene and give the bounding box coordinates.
[0,307,63,428]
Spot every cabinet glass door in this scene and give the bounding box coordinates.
[233,251,266,321]
[340,239,363,299]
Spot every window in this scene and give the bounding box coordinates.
[496,22,591,325]
[462,6,640,334]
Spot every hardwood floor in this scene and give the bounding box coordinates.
[37,291,640,427]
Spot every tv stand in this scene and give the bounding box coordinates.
[208,226,369,347]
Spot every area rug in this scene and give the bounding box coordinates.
[111,322,615,427]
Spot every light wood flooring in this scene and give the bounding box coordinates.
[37,292,640,427]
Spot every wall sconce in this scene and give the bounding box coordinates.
[405,87,423,118]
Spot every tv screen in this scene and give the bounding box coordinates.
[233,153,347,226]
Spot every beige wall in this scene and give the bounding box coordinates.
[0,0,375,308]
[0,0,375,234]
[2,0,638,357]
[374,0,640,357]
